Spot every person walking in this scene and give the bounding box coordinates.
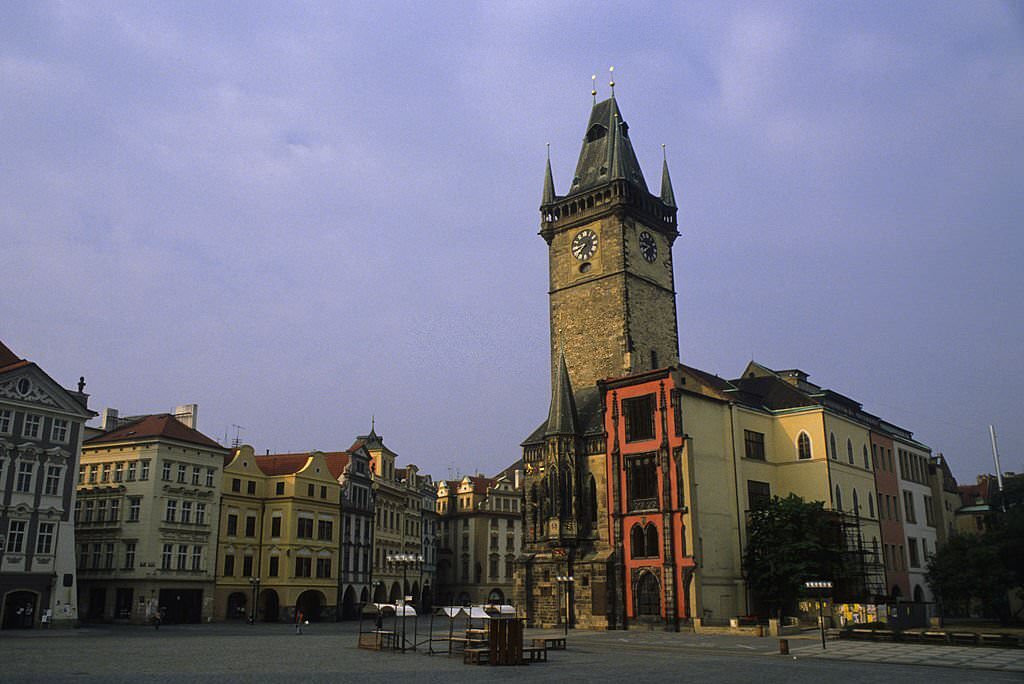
[294,609,304,635]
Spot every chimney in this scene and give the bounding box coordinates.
[101,408,120,431]
[173,404,198,429]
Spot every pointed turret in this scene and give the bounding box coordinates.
[542,153,557,205]
[660,148,677,208]
[545,351,578,436]
[569,97,648,195]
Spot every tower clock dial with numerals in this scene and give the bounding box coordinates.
[639,231,658,263]
[571,229,598,261]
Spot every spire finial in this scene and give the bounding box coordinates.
[546,142,551,160]
[371,415,375,431]
[591,74,597,103]
[609,66,615,97]
[662,143,667,161]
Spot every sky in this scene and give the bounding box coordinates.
[2,2,1021,484]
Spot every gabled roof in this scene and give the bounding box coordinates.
[85,414,224,450]
[323,452,352,480]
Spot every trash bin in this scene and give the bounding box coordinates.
[779,639,789,655]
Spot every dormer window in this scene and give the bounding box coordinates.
[585,124,607,142]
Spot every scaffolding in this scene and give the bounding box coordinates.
[831,511,886,604]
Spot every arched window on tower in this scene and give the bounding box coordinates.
[797,433,811,460]
[587,474,598,525]
[630,524,644,559]
[830,433,837,460]
[560,467,573,519]
[645,524,659,558]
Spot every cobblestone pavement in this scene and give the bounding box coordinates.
[3,621,1022,683]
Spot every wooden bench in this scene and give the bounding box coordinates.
[922,631,950,644]
[523,645,548,662]
[949,632,979,646]
[532,637,566,650]
[979,633,1021,649]
[464,647,489,665]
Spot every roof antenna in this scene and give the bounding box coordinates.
[609,66,615,97]
[591,74,597,103]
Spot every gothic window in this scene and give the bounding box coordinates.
[560,467,572,519]
[644,524,659,558]
[829,433,837,460]
[626,455,658,511]
[587,474,598,524]
[853,489,860,517]
[835,485,843,512]
[863,445,870,469]
[847,439,854,464]
[868,493,875,518]
[623,394,656,442]
[630,524,644,559]
[635,572,660,617]
[797,433,811,460]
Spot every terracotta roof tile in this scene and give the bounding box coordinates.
[85,414,226,450]
[0,340,21,368]
[322,452,351,479]
[255,453,313,476]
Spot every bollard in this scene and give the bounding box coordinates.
[779,638,789,655]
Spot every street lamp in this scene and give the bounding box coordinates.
[387,552,424,652]
[248,576,260,624]
[555,575,574,637]
[804,580,833,650]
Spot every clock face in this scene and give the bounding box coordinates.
[639,231,658,262]
[571,229,598,261]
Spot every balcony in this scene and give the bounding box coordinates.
[628,497,658,512]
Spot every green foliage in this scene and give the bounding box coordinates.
[742,494,844,617]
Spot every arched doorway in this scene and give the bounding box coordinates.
[342,586,357,620]
[259,588,280,622]
[296,590,325,622]
[487,588,505,604]
[226,592,247,620]
[373,583,386,603]
[2,591,38,629]
[913,585,924,603]
[389,582,401,603]
[635,572,661,618]
[421,584,433,612]
[891,585,902,601]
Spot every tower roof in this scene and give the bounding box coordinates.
[545,351,579,436]
[660,151,677,207]
[542,154,557,205]
[569,97,648,196]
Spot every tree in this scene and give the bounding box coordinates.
[742,494,844,618]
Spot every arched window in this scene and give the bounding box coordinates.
[560,467,573,519]
[829,433,837,460]
[862,445,870,469]
[630,524,645,559]
[587,474,598,524]
[868,493,875,518]
[797,433,811,460]
[853,489,860,517]
[847,438,854,464]
[635,572,661,617]
[835,485,843,512]
[645,524,659,558]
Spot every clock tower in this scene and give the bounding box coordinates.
[541,94,679,391]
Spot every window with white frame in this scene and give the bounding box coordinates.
[114,462,123,482]
[140,460,150,480]
[7,519,27,553]
[177,544,188,570]
[162,462,172,481]
[165,499,177,523]
[181,500,192,524]
[16,461,34,492]
[35,521,55,554]
[126,462,137,481]
[128,497,141,522]
[205,468,215,487]
[23,414,42,439]
[0,408,12,434]
[78,464,85,484]
[191,466,200,485]
[44,465,62,496]
[177,464,186,483]
[50,418,69,443]
[191,545,202,571]
[195,502,206,525]
[161,544,173,569]
[101,463,110,482]
[110,498,120,521]
[124,542,136,569]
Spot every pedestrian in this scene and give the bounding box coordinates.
[295,609,304,635]
[41,609,51,629]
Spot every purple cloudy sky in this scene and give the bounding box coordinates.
[2,2,1021,483]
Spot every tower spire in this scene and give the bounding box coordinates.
[545,349,578,436]
[542,143,557,205]
[660,144,677,208]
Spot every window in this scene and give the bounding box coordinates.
[744,430,765,460]
[269,556,280,577]
[223,554,235,576]
[0,408,11,433]
[317,519,333,541]
[271,516,282,537]
[863,445,870,469]
[847,438,854,464]
[247,480,256,495]
[23,414,42,439]
[853,489,860,516]
[276,482,285,495]
[78,465,85,484]
[797,432,811,460]
[623,394,656,442]
[51,418,70,443]
[231,478,241,493]
[490,554,499,578]
[177,464,186,483]
[84,500,94,522]
[165,500,177,522]
[36,522,55,554]
[97,499,107,522]
[106,543,116,569]
[907,538,920,568]
[191,545,202,571]
[295,557,312,578]
[101,463,111,482]
[924,495,935,526]
[227,514,238,536]
[162,544,173,570]
[829,433,837,460]
[181,501,193,524]
[125,542,136,569]
[320,485,327,499]
[626,455,658,510]
[904,491,917,524]
[140,460,150,480]
[196,503,206,525]
[16,461,34,492]
[110,498,120,522]
[242,555,254,576]
[297,517,313,538]
[74,500,81,522]
[191,466,201,485]
[747,480,771,511]
[206,469,215,487]
[245,515,256,537]
[128,497,141,522]
[91,543,101,569]
[127,462,137,481]
[307,483,315,497]
[316,557,332,578]
[868,493,875,518]
[44,465,62,495]
[114,462,124,482]
[835,485,843,512]
[162,462,172,481]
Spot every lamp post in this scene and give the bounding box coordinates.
[556,575,574,637]
[387,552,424,652]
[248,576,260,624]
[804,580,833,650]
